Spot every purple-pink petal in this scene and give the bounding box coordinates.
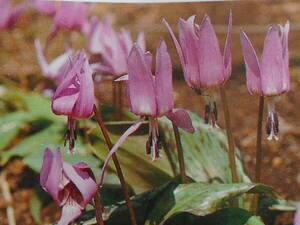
[178,16,201,87]
[240,30,261,95]
[197,15,224,88]
[167,109,195,133]
[62,162,97,206]
[127,44,157,116]
[72,53,95,118]
[40,148,63,204]
[155,39,174,116]
[260,26,286,96]
[163,18,187,80]
[223,10,232,82]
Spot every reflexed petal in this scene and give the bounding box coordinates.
[223,10,232,82]
[72,53,95,118]
[155,39,174,116]
[167,109,194,133]
[178,16,201,87]
[40,148,63,203]
[197,15,224,88]
[260,26,285,96]
[128,44,156,116]
[99,118,145,185]
[62,162,97,206]
[163,19,186,80]
[57,198,82,225]
[240,30,261,95]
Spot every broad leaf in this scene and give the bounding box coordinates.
[159,112,250,183]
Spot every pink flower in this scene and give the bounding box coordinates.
[163,12,232,91]
[0,0,26,30]
[40,148,97,225]
[86,16,145,77]
[53,2,89,32]
[32,0,57,17]
[163,12,232,127]
[99,40,194,184]
[35,39,73,83]
[240,21,290,140]
[52,51,95,151]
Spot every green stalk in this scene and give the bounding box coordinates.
[219,87,238,183]
[172,123,188,183]
[93,105,138,225]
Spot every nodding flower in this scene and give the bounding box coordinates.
[85,16,146,77]
[51,51,95,151]
[240,21,290,140]
[0,0,26,30]
[99,39,194,185]
[45,2,89,49]
[163,11,232,127]
[40,148,97,225]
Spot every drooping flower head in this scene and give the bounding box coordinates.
[86,16,146,77]
[0,0,26,30]
[99,40,194,184]
[40,148,97,225]
[163,12,232,127]
[240,21,290,140]
[45,2,89,51]
[35,39,73,84]
[31,0,57,17]
[52,51,95,151]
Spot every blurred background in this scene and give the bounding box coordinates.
[1,0,300,224]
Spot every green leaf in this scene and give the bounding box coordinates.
[74,180,272,225]
[161,183,276,224]
[0,112,30,151]
[1,123,64,165]
[165,208,265,225]
[159,112,250,183]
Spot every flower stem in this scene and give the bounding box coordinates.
[219,87,238,183]
[94,192,105,225]
[172,123,188,183]
[255,96,265,183]
[93,105,138,225]
[251,96,265,214]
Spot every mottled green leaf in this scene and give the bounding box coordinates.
[161,183,276,223]
[159,112,250,183]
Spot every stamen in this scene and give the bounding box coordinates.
[147,117,161,160]
[203,91,219,128]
